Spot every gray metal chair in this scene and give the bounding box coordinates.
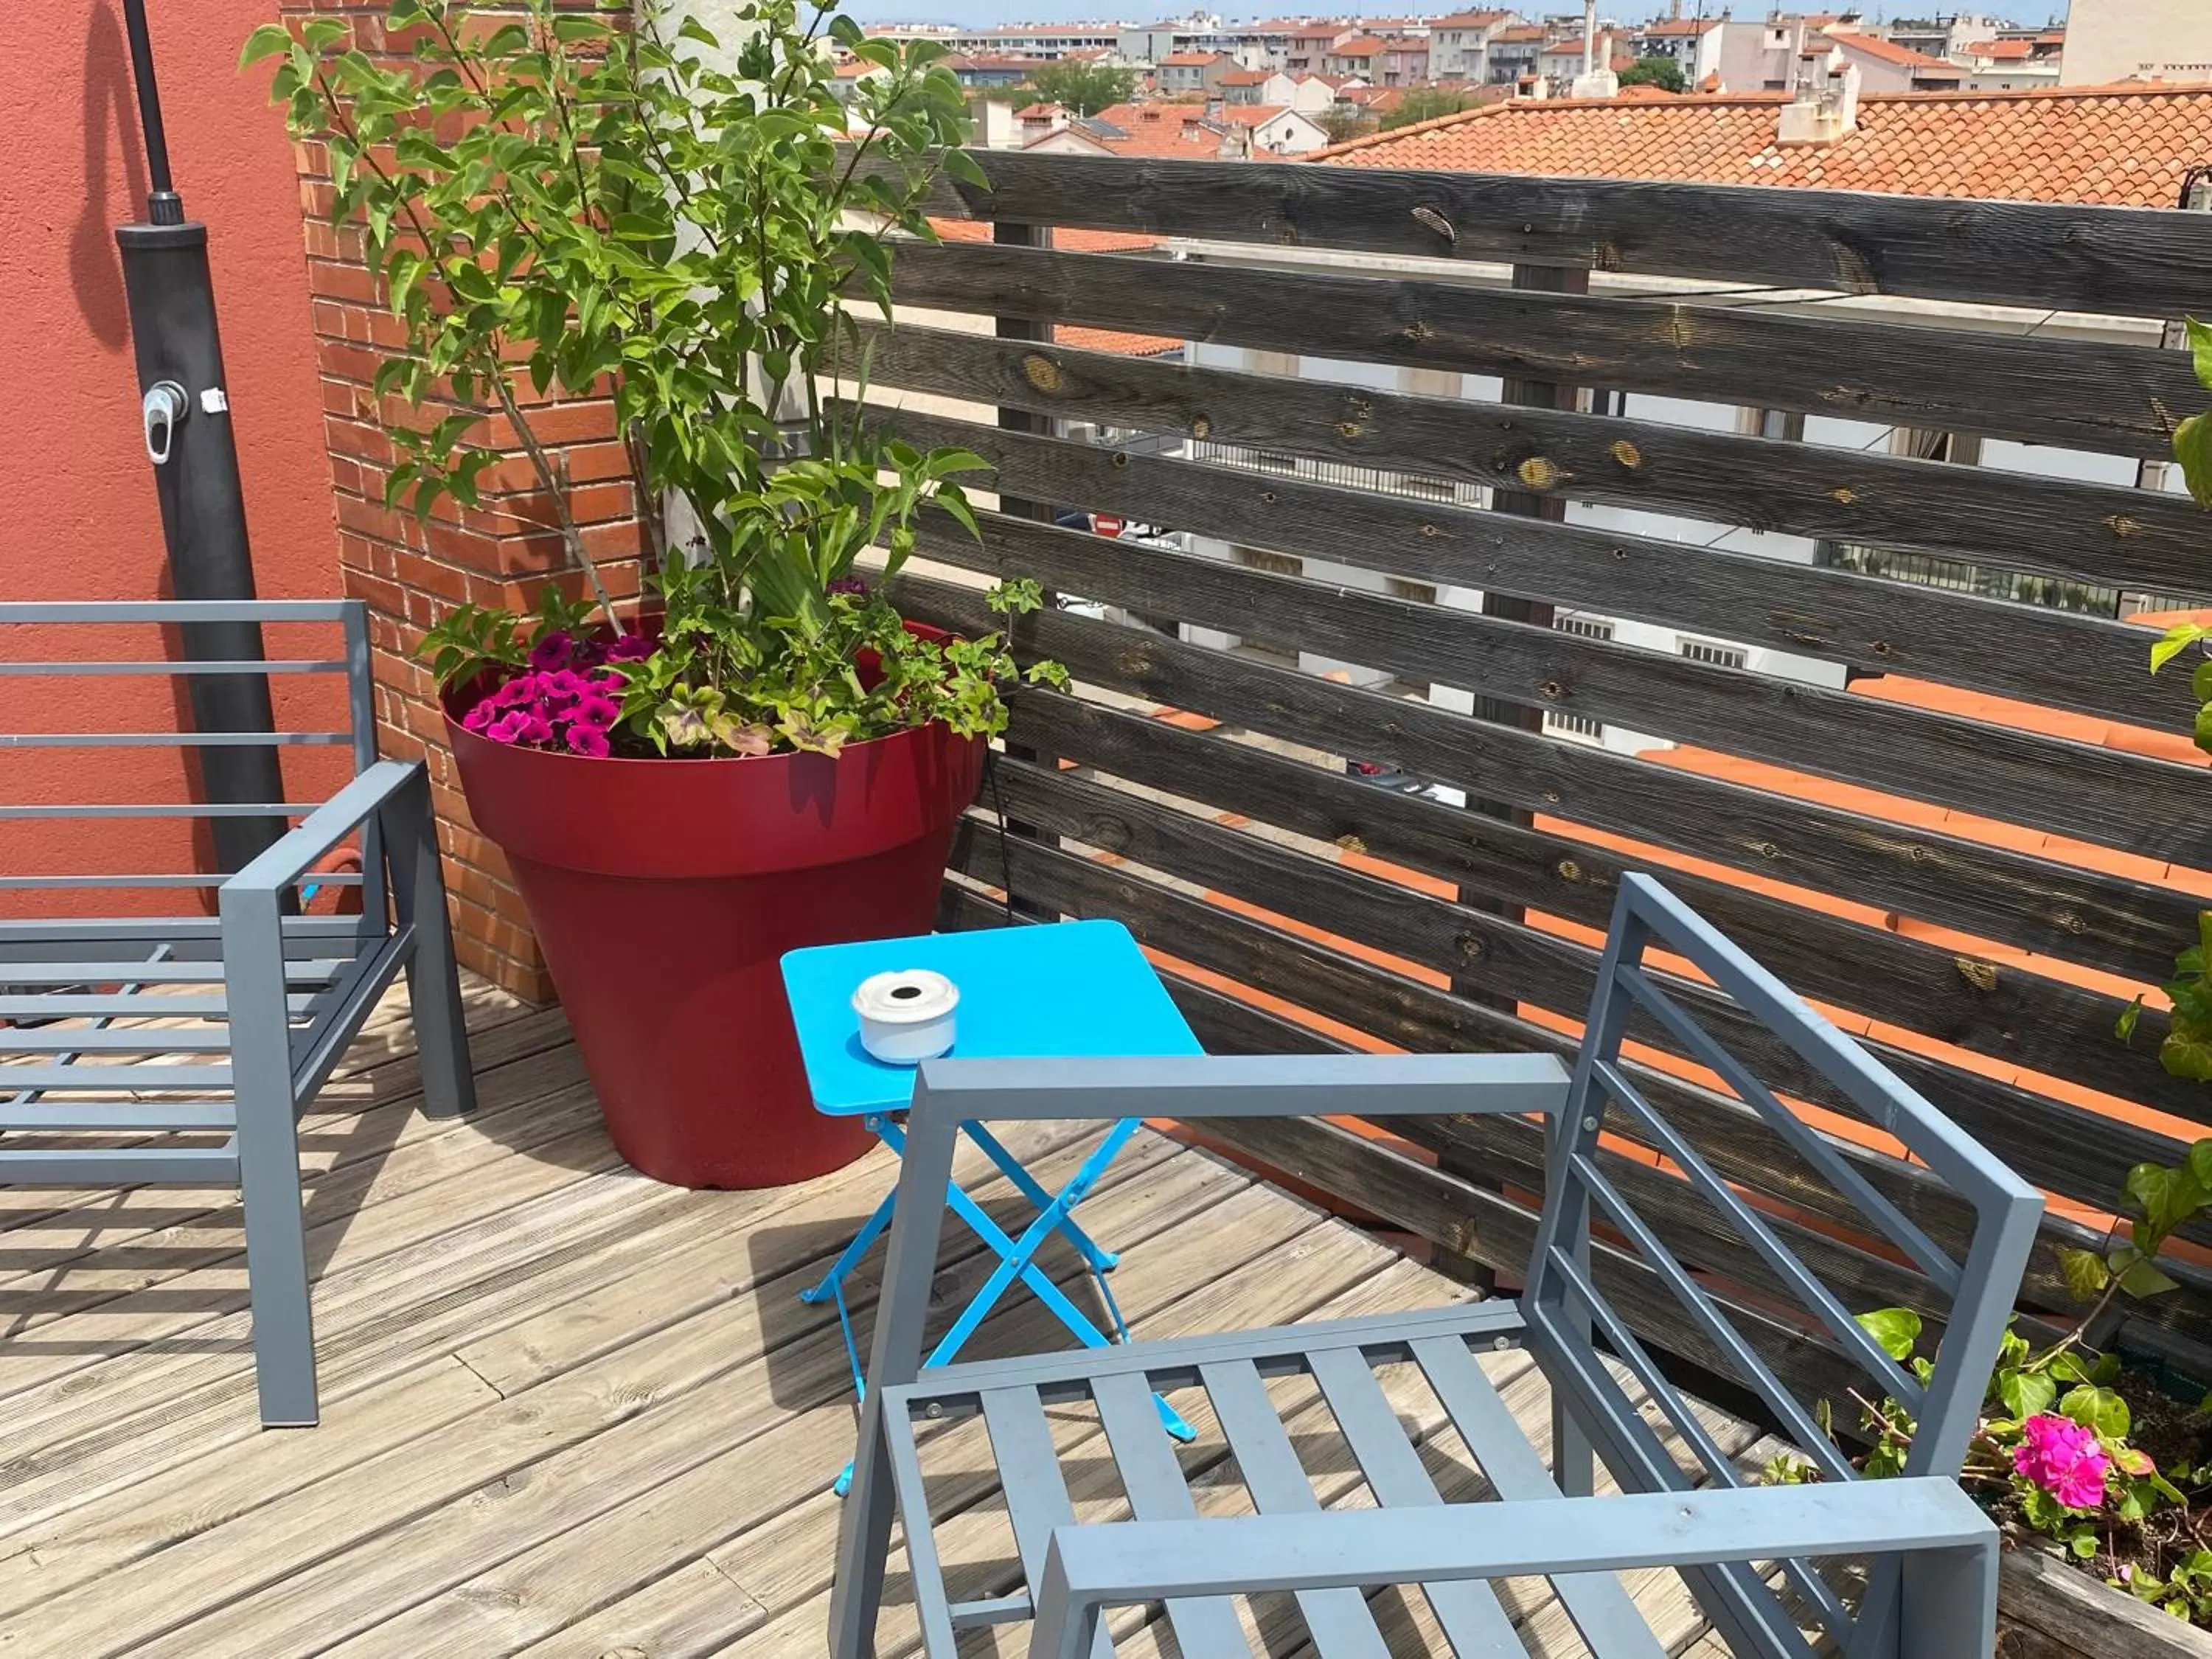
[830,874,2044,1658]
[0,599,474,1426]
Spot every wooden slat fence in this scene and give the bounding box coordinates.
[866,147,2212,1403]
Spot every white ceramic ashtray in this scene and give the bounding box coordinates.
[852,968,959,1065]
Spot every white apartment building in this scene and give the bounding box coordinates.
[2062,0,2212,85]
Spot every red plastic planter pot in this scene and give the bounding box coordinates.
[445,694,983,1189]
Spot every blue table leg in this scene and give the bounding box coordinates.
[964,1119,1127,1274]
[821,1116,1196,1495]
[884,1122,1194,1444]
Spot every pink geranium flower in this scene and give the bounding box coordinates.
[2014,1413,2111,1509]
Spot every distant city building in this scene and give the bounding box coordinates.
[1627,15,1725,85]
[1024,97,1327,158]
[2062,0,2212,86]
[1427,10,1523,80]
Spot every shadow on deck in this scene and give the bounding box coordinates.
[0,981,1761,1657]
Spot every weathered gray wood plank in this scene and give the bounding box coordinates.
[860,146,2212,317]
[859,321,2212,597]
[908,504,2212,861]
[939,834,2212,1338]
[871,408,2188,730]
[992,697,2197,1130]
[888,240,2202,460]
[901,577,2195,988]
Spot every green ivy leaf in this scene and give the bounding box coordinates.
[2187,316,2212,390]
[2000,1368,2058,1420]
[2174,411,2212,509]
[2151,623,2208,674]
[1856,1307,1922,1363]
[2055,1246,2111,1301]
[2059,1383,2131,1439]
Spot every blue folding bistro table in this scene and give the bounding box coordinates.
[780,920,1201,1493]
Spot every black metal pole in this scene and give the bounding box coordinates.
[114,0,287,874]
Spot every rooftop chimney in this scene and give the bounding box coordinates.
[1571,0,1618,97]
[1778,57,1860,145]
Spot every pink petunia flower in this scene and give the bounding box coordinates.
[573,694,620,728]
[485,711,531,745]
[565,721,611,757]
[538,669,588,707]
[528,632,574,672]
[462,700,495,733]
[606,633,654,662]
[2014,1413,2111,1510]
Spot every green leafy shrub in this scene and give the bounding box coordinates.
[245,0,1060,759]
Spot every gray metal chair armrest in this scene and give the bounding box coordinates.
[1026,1481,1997,1659]
[908,1051,1571,1133]
[216,759,425,901]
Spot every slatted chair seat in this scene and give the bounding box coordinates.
[0,599,474,1425]
[829,875,2045,1658]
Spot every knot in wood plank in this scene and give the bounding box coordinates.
[1020,353,1063,394]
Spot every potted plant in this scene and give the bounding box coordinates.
[248,0,1060,1187]
[1764,1137,2212,1645]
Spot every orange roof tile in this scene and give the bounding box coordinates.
[1054,324,1181,357]
[1829,32,1955,70]
[926,218,1162,255]
[1313,84,2212,208]
[1430,8,1516,27]
[1331,34,1388,56]
[1212,103,1303,127]
[1158,50,1227,67]
[1219,68,1276,85]
[1966,38,2037,60]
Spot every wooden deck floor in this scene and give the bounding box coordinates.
[0,980,1764,1658]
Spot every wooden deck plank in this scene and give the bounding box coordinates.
[706,1182,1375,1643]
[74,1138,1228,1658]
[0,1125,1182,1651]
[293,1145,1245,1659]
[509,1556,769,1659]
[0,992,1773,1659]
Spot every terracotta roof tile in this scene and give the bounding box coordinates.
[928,218,1161,255]
[1312,85,2212,208]
[1830,32,1955,69]
[1054,324,1181,357]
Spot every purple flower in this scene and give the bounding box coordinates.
[538,669,588,708]
[462,700,495,734]
[490,676,537,709]
[2014,1414,2111,1510]
[528,631,575,672]
[485,711,531,745]
[565,721,611,757]
[574,693,620,728]
[827,575,869,598]
[606,633,654,662]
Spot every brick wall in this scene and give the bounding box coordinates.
[279,0,646,1001]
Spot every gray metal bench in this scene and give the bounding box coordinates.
[829,874,2044,1658]
[0,599,473,1426]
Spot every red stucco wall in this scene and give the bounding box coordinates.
[0,1,342,902]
